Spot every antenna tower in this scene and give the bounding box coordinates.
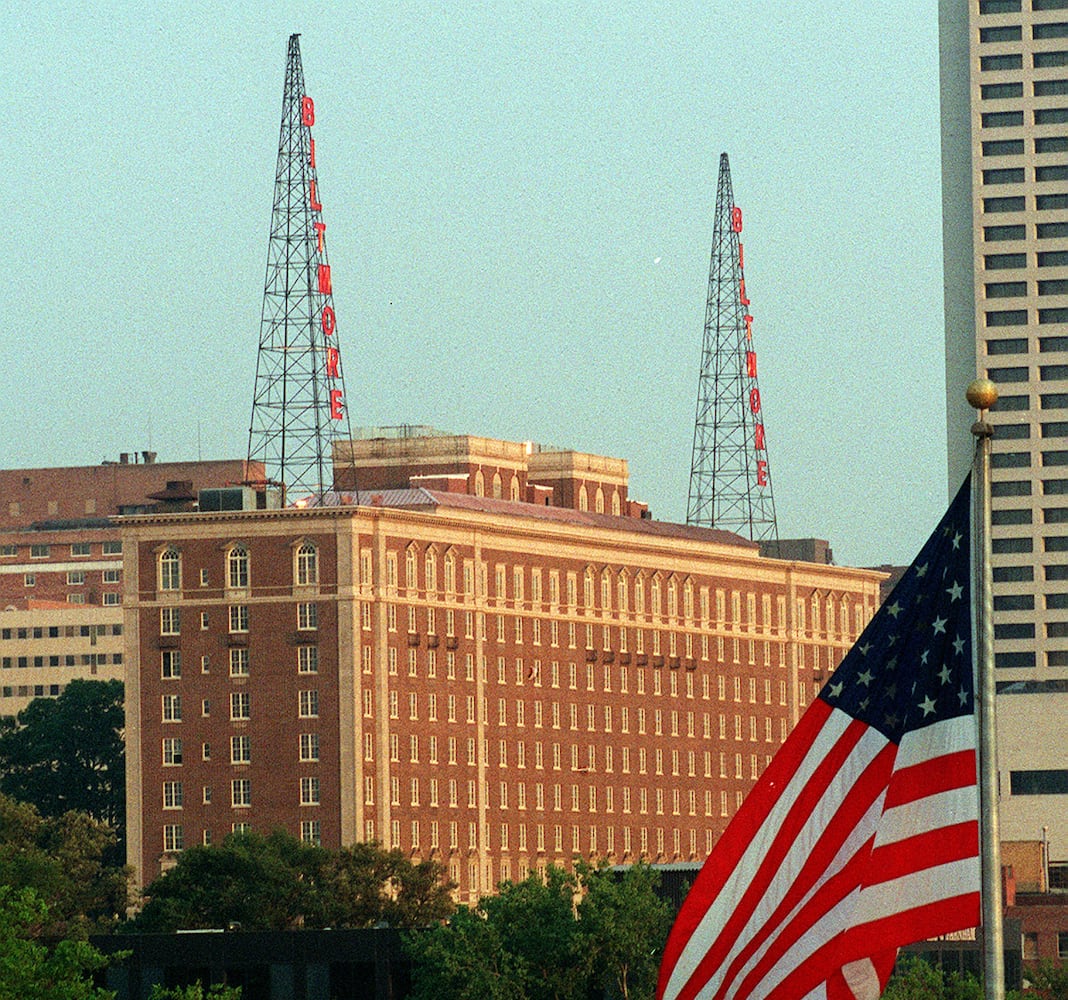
[247,34,354,503]
[686,153,778,542]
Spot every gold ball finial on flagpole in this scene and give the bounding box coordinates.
[967,378,998,412]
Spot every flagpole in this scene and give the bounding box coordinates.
[968,377,1004,1000]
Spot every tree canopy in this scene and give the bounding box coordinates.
[405,861,671,1000]
[0,679,125,853]
[128,830,455,932]
[0,793,129,936]
[0,886,115,1000]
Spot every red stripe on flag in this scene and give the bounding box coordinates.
[658,701,836,991]
[867,821,979,886]
[883,750,976,809]
[705,742,898,1000]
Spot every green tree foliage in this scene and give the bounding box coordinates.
[0,680,125,851]
[1022,960,1068,1000]
[883,957,983,1000]
[0,886,115,1000]
[0,793,128,936]
[405,862,672,1000]
[147,983,242,1000]
[128,831,454,932]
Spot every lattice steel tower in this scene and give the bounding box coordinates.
[247,34,353,503]
[686,153,778,542]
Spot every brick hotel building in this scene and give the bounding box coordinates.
[122,432,884,898]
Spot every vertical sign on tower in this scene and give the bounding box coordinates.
[687,153,779,542]
[247,34,355,503]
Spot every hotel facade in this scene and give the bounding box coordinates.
[122,433,884,898]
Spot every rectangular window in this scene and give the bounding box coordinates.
[299,690,319,718]
[163,781,183,809]
[300,733,320,761]
[229,648,249,677]
[231,779,251,807]
[231,735,251,764]
[162,694,181,721]
[228,605,248,633]
[298,646,318,673]
[163,738,183,765]
[230,691,250,720]
[298,603,318,630]
[300,776,320,805]
[161,650,181,679]
[163,825,184,852]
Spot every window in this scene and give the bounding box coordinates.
[161,651,181,679]
[231,779,251,807]
[296,543,318,586]
[159,548,181,590]
[300,776,320,805]
[298,646,318,673]
[103,540,122,555]
[301,820,321,846]
[299,690,319,718]
[163,738,183,765]
[300,733,320,761]
[162,694,181,722]
[160,607,180,635]
[30,544,49,559]
[163,825,184,852]
[227,545,249,589]
[229,648,249,677]
[230,691,250,720]
[162,781,184,809]
[230,734,251,764]
[298,603,318,630]
[71,542,90,557]
[228,605,248,633]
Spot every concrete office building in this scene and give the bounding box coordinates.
[940,0,1068,869]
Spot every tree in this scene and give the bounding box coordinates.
[0,886,115,1000]
[1022,961,1068,1000]
[882,957,982,1000]
[575,861,672,1000]
[128,831,454,932]
[406,862,672,1000]
[0,793,128,936]
[0,680,125,852]
[147,984,241,1000]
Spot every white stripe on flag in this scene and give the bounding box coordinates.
[874,785,978,847]
[894,716,975,768]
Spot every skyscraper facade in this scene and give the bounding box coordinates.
[940,0,1068,866]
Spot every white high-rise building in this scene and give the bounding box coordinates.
[940,0,1068,872]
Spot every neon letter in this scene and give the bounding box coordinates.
[321,305,336,336]
[326,347,340,378]
[314,221,326,251]
[301,96,315,127]
[329,389,344,420]
[309,180,322,212]
[754,424,766,450]
[739,279,750,306]
[318,264,332,294]
[746,351,757,378]
[756,460,768,486]
[738,243,744,269]
[749,388,761,414]
[731,206,743,233]
[744,315,753,340]
[309,137,316,168]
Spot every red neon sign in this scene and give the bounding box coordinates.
[731,206,743,233]
[746,351,757,378]
[301,96,315,127]
[330,389,344,419]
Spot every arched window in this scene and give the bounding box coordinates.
[227,545,249,590]
[405,546,418,590]
[296,543,318,586]
[578,485,589,512]
[159,548,181,591]
[425,548,437,596]
[510,476,520,501]
[474,470,485,496]
[492,472,503,499]
[444,549,457,596]
[611,492,621,516]
[595,487,605,514]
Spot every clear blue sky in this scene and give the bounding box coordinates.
[1,2,949,567]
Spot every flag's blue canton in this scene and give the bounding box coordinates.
[820,477,972,744]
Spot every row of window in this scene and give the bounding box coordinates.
[158,543,318,592]
[159,645,317,680]
[161,689,319,723]
[0,541,122,559]
[990,363,1068,380]
[0,683,62,699]
[983,79,1068,99]
[162,776,321,810]
[980,21,1068,43]
[163,732,320,766]
[1,624,122,640]
[985,223,1068,244]
[2,653,120,669]
[979,0,1068,14]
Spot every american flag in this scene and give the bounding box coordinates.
[658,478,980,1000]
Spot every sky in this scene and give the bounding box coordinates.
[1,2,952,567]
